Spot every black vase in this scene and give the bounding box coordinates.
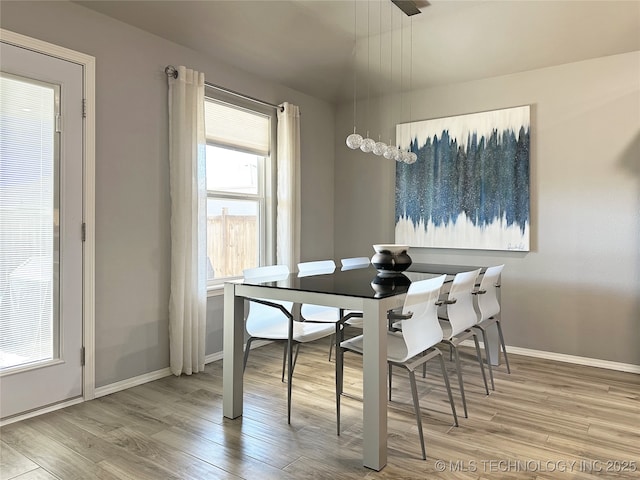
[370,273,411,297]
[371,244,412,275]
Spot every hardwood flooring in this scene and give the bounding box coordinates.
[2,336,639,479]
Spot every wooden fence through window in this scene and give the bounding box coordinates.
[207,209,257,279]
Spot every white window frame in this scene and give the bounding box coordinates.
[204,90,276,295]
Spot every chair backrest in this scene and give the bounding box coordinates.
[243,264,290,282]
[297,260,336,277]
[445,269,482,336]
[400,275,447,359]
[243,265,293,316]
[340,257,370,270]
[477,264,504,321]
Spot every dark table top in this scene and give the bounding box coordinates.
[240,263,483,300]
[408,263,485,275]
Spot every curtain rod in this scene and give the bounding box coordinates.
[165,65,283,112]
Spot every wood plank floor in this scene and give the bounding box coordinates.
[2,336,639,479]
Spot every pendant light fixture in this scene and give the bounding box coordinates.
[346,0,422,163]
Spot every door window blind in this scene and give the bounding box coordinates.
[0,73,57,370]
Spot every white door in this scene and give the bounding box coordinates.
[0,41,84,419]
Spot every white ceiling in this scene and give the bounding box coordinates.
[75,0,640,104]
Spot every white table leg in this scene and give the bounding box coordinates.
[361,299,387,471]
[223,283,245,418]
[486,320,500,366]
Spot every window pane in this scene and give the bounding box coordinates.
[206,198,259,280]
[0,73,58,370]
[206,146,259,195]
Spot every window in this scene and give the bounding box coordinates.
[204,94,276,287]
[0,73,58,369]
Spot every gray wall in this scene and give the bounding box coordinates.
[335,51,640,366]
[3,0,637,391]
[1,0,336,387]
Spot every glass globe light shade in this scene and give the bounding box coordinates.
[346,133,363,149]
[394,148,403,162]
[373,141,387,156]
[401,151,412,163]
[383,145,396,159]
[360,137,375,153]
[409,152,418,163]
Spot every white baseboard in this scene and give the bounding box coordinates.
[204,339,270,364]
[95,339,273,399]
[95,367,173,398]
[460,340,640,374]
[505,345,640,374]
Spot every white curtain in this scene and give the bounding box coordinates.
[276,103,301,269]
[168,66,207,376]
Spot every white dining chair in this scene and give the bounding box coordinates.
[297,259,337,276]
[337,275,458,460]
[297,260,341,324]
[297,260,361,362]
[243,264,335,423]
[299,258,370,360]
[333,257,372,355]
[337,258,370,330]
[473,264,510,391]
[340,256,371,270]
[438,268,489,418]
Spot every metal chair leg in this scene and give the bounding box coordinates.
[336,353,342,435]
[280,342,301,382]
[452,346,468,418]
[335,324,342,435]
[437,352,458,427]
[281,341,287,382]
[496,321,511,374]
[480,327,495,390]
[422,351,427,378]
[473,333,490,395]
[408,369,427,460]
[287,338,294,424]
[292,343,301,374]
[328,333,335,361]
[388,364,393,401]
[282,343,301,382]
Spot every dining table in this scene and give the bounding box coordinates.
[222,262,488,471]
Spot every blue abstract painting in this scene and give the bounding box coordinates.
[395,105,530,251]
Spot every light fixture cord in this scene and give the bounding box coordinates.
[352,0,357,134]
[388,0,394,147]
[378,0,383,141]
[366,0,371,138]
[394,6,401,149]
[409,15,413,153]
[400,9,404,148]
